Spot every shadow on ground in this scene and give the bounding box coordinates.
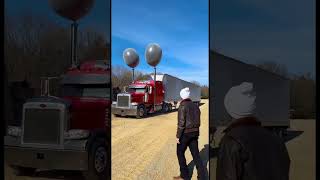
[187,144,210,179]
[146,108,179,118]
[113,100,206,120]
[114,108,179,119]
[283,130,304,143]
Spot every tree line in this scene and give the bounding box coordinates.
[255,61,315,119]
[4,14,110,93]
[4,14,110,126]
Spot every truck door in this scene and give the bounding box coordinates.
[61,84,110,129]
[156,82,164,104]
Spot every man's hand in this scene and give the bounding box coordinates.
[176,138,180,144]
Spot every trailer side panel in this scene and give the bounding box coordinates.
[210,52,290,127]
[155,74,201,102]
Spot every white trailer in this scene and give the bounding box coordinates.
[152,74,201,103]
[210,52,290,134]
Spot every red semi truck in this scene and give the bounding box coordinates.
[4,60,110,179]
[112,74,201,118]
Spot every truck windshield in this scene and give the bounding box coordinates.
[60,85,110,98]
[128,88,146,93]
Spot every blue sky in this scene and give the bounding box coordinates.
[211,0,315,76]
[5,0,110,42]
[112,0,209,85]
[6,0,314,80]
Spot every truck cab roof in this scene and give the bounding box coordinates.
[61,60,110,85]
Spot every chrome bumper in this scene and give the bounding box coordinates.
[4,136,88,171]
[5,146,88,170]
[112,105,137,116]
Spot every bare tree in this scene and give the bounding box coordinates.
[5,13,110,89]
[136,73,152,81]
[256,61,288,78]
[191,80,201,86]
[112,66,135,90]
[112,66,151,91]
[201,85,209,99]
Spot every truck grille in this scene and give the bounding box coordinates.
[23,109,61,145]
[117,95,130,107]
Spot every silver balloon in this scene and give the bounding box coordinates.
[123,48,140,68]
[145,43,162,67]
[49,0,95,21]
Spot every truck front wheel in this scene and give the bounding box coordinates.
[136,105,146,119]
[83,139,108,180]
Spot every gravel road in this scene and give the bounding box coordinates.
[112,99,209,180]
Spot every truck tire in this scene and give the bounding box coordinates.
[162,103,169,113]
[83,139,108,180]
[10,166,36,176]
[136,105,145,119]
[168,104,173,111]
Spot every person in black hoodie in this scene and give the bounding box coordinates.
[173,87,207,180]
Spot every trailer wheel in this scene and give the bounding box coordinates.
[162,103,169,113]
[83,139,108,180]
[10,166,36,176]
[168,104,173,111]
[136,105,145,118]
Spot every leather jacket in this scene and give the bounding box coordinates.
[216,117,290,180]
[176,98,201,138]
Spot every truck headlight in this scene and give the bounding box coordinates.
[112,101,117,105]
[7,126,22,137]
[64,129,89,140]
[131,102,138,106]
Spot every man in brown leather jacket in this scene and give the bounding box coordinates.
[174,87,207,180]
[217,82,290,180]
